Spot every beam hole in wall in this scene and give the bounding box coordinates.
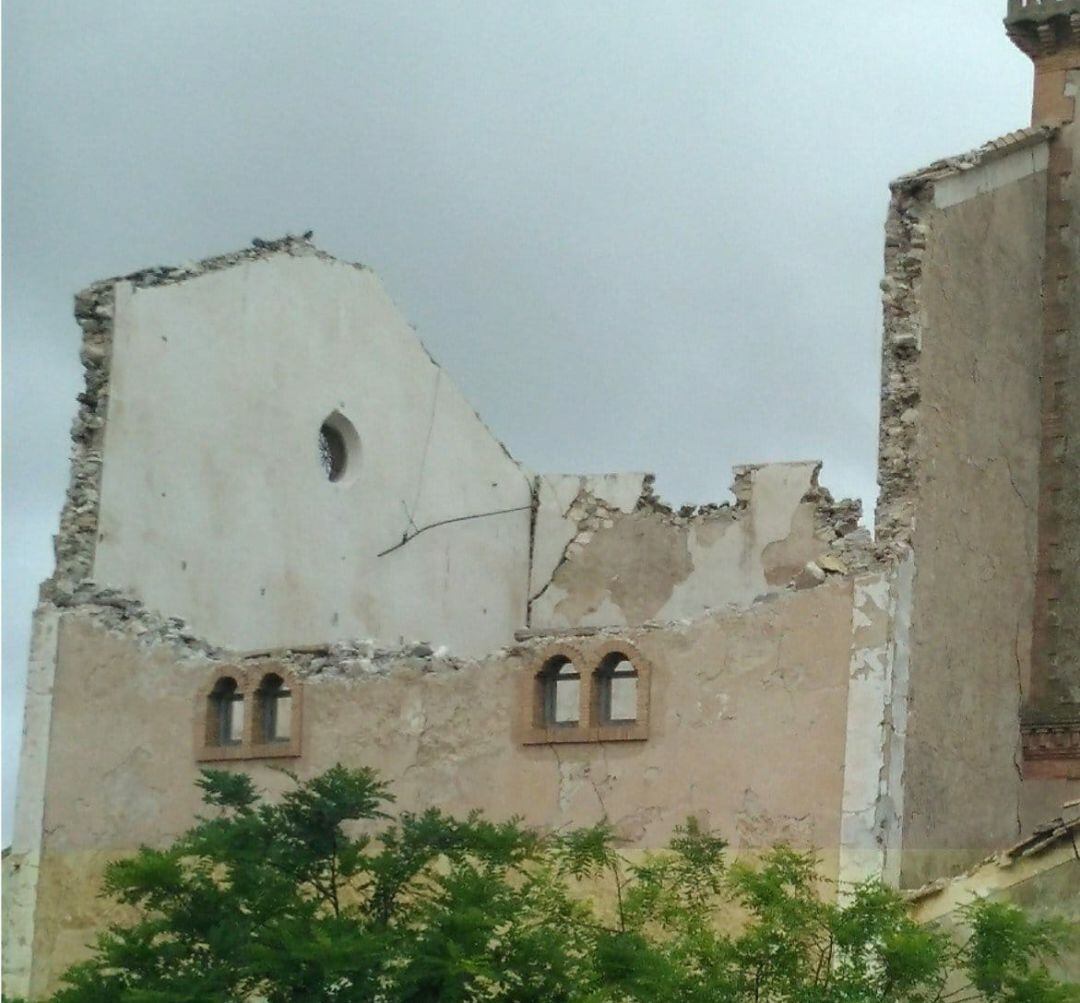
[595,653,639,724]
[318,411,360,484]
[539,656,581,727]
[256,673,292,743]
[209,676,244,747]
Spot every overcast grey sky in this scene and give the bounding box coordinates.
[2,1,1033,840]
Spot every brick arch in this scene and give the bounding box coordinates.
[195,663,303,762]
[588,641,651,742]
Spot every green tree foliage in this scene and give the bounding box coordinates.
[18,766,1080,1003]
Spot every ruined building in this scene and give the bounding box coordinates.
[4,2,1080,997]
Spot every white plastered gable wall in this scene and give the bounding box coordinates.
[92,252,534,656]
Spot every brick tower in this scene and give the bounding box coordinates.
[1007,0,1080,771]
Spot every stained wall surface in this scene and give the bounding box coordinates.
[24,582,858,994]
[889,144,1048,887]
[92,251,534,656]
[530,462,866,629]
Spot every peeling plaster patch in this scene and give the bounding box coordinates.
[746,462,818,544]
[571,596,627,630]
[660,518,754,618]
[532,460,873,632]
[881,554,912,888]
[762,504,820,587]
[528,473,649,610]
[614,805,663,843]
[735,787,815,848]
[856,576,892,615]
[557,757,587,815]
[850,647,887,681]
[542,511,695,626]
[838,556,912,896]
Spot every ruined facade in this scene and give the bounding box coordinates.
[4,4,1080,998]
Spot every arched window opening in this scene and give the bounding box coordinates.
[257,673,292,743]
[209,676,244,746]
[539,656,580,727]
[596,654,639,724]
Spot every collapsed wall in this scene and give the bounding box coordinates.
[45,236,536,657]
[6,233,897,1000]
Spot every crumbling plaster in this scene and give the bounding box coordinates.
[838,556,913,896]
[529,461,868,630]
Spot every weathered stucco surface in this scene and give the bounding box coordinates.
[20,583,857,994]
[837,557,913,894]
[530,461,867,629]
[92,247,533,656]
[882,144,1047,887]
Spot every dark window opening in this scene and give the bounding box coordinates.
[257,673,292,743]
[319,423,347,482]
[539,656,580,727]
[596,654,638,724]
[210,677,244,746]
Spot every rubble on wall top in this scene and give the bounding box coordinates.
[635,461,861,534]
[246,639,468,680]
[48,584,473,680]
[890,126,1055,195]
[75,232,361,301]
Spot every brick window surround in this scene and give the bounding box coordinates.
[520,641,651,745]
[195,664,303,762]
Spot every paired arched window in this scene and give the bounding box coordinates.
[525,643,649,744]
[197,668,302,762]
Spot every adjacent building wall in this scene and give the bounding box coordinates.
[908,815,1080,983]
[21,579,859,995]
[81,241,534,657]
[878,136,1049,887]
